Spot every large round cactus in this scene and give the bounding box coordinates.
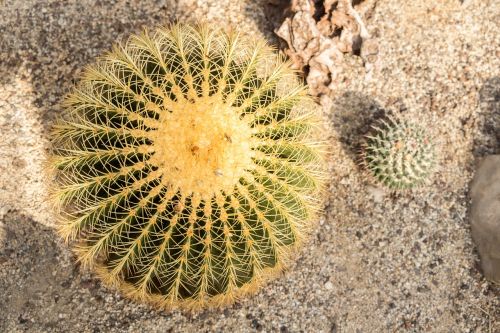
[50,24,325,309]
[363,116,435,190]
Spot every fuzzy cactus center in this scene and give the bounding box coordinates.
[150,96,254,199]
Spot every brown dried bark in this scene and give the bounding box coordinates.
[276,0,377,95]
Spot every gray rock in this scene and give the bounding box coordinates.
[470,155,500,283]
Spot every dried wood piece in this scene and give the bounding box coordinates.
[276,0,377,95]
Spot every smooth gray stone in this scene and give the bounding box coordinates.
[470,155,500,283]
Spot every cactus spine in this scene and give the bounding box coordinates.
[363,116,435,190]
[50,24,326,309]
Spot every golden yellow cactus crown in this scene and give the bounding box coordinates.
[50,24,326,309]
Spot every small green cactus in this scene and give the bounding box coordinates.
[50,24,325,309]
[362,116,435,189]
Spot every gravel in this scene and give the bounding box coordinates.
[1,0,499,332]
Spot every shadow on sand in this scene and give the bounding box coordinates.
[474,76,500,157]
[329,91,388,164]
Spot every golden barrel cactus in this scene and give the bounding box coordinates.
[50,24,325,309]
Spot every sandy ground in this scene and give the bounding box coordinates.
[0,0,499,332]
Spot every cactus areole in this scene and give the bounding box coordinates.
[50,24,325,309]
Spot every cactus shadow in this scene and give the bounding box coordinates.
[473,77,500,157]
[0,212,75,332]
[242,0,290,46]
[0,211,177,332]
[330,91,387,163]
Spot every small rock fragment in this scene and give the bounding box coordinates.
[366,185,385,203]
